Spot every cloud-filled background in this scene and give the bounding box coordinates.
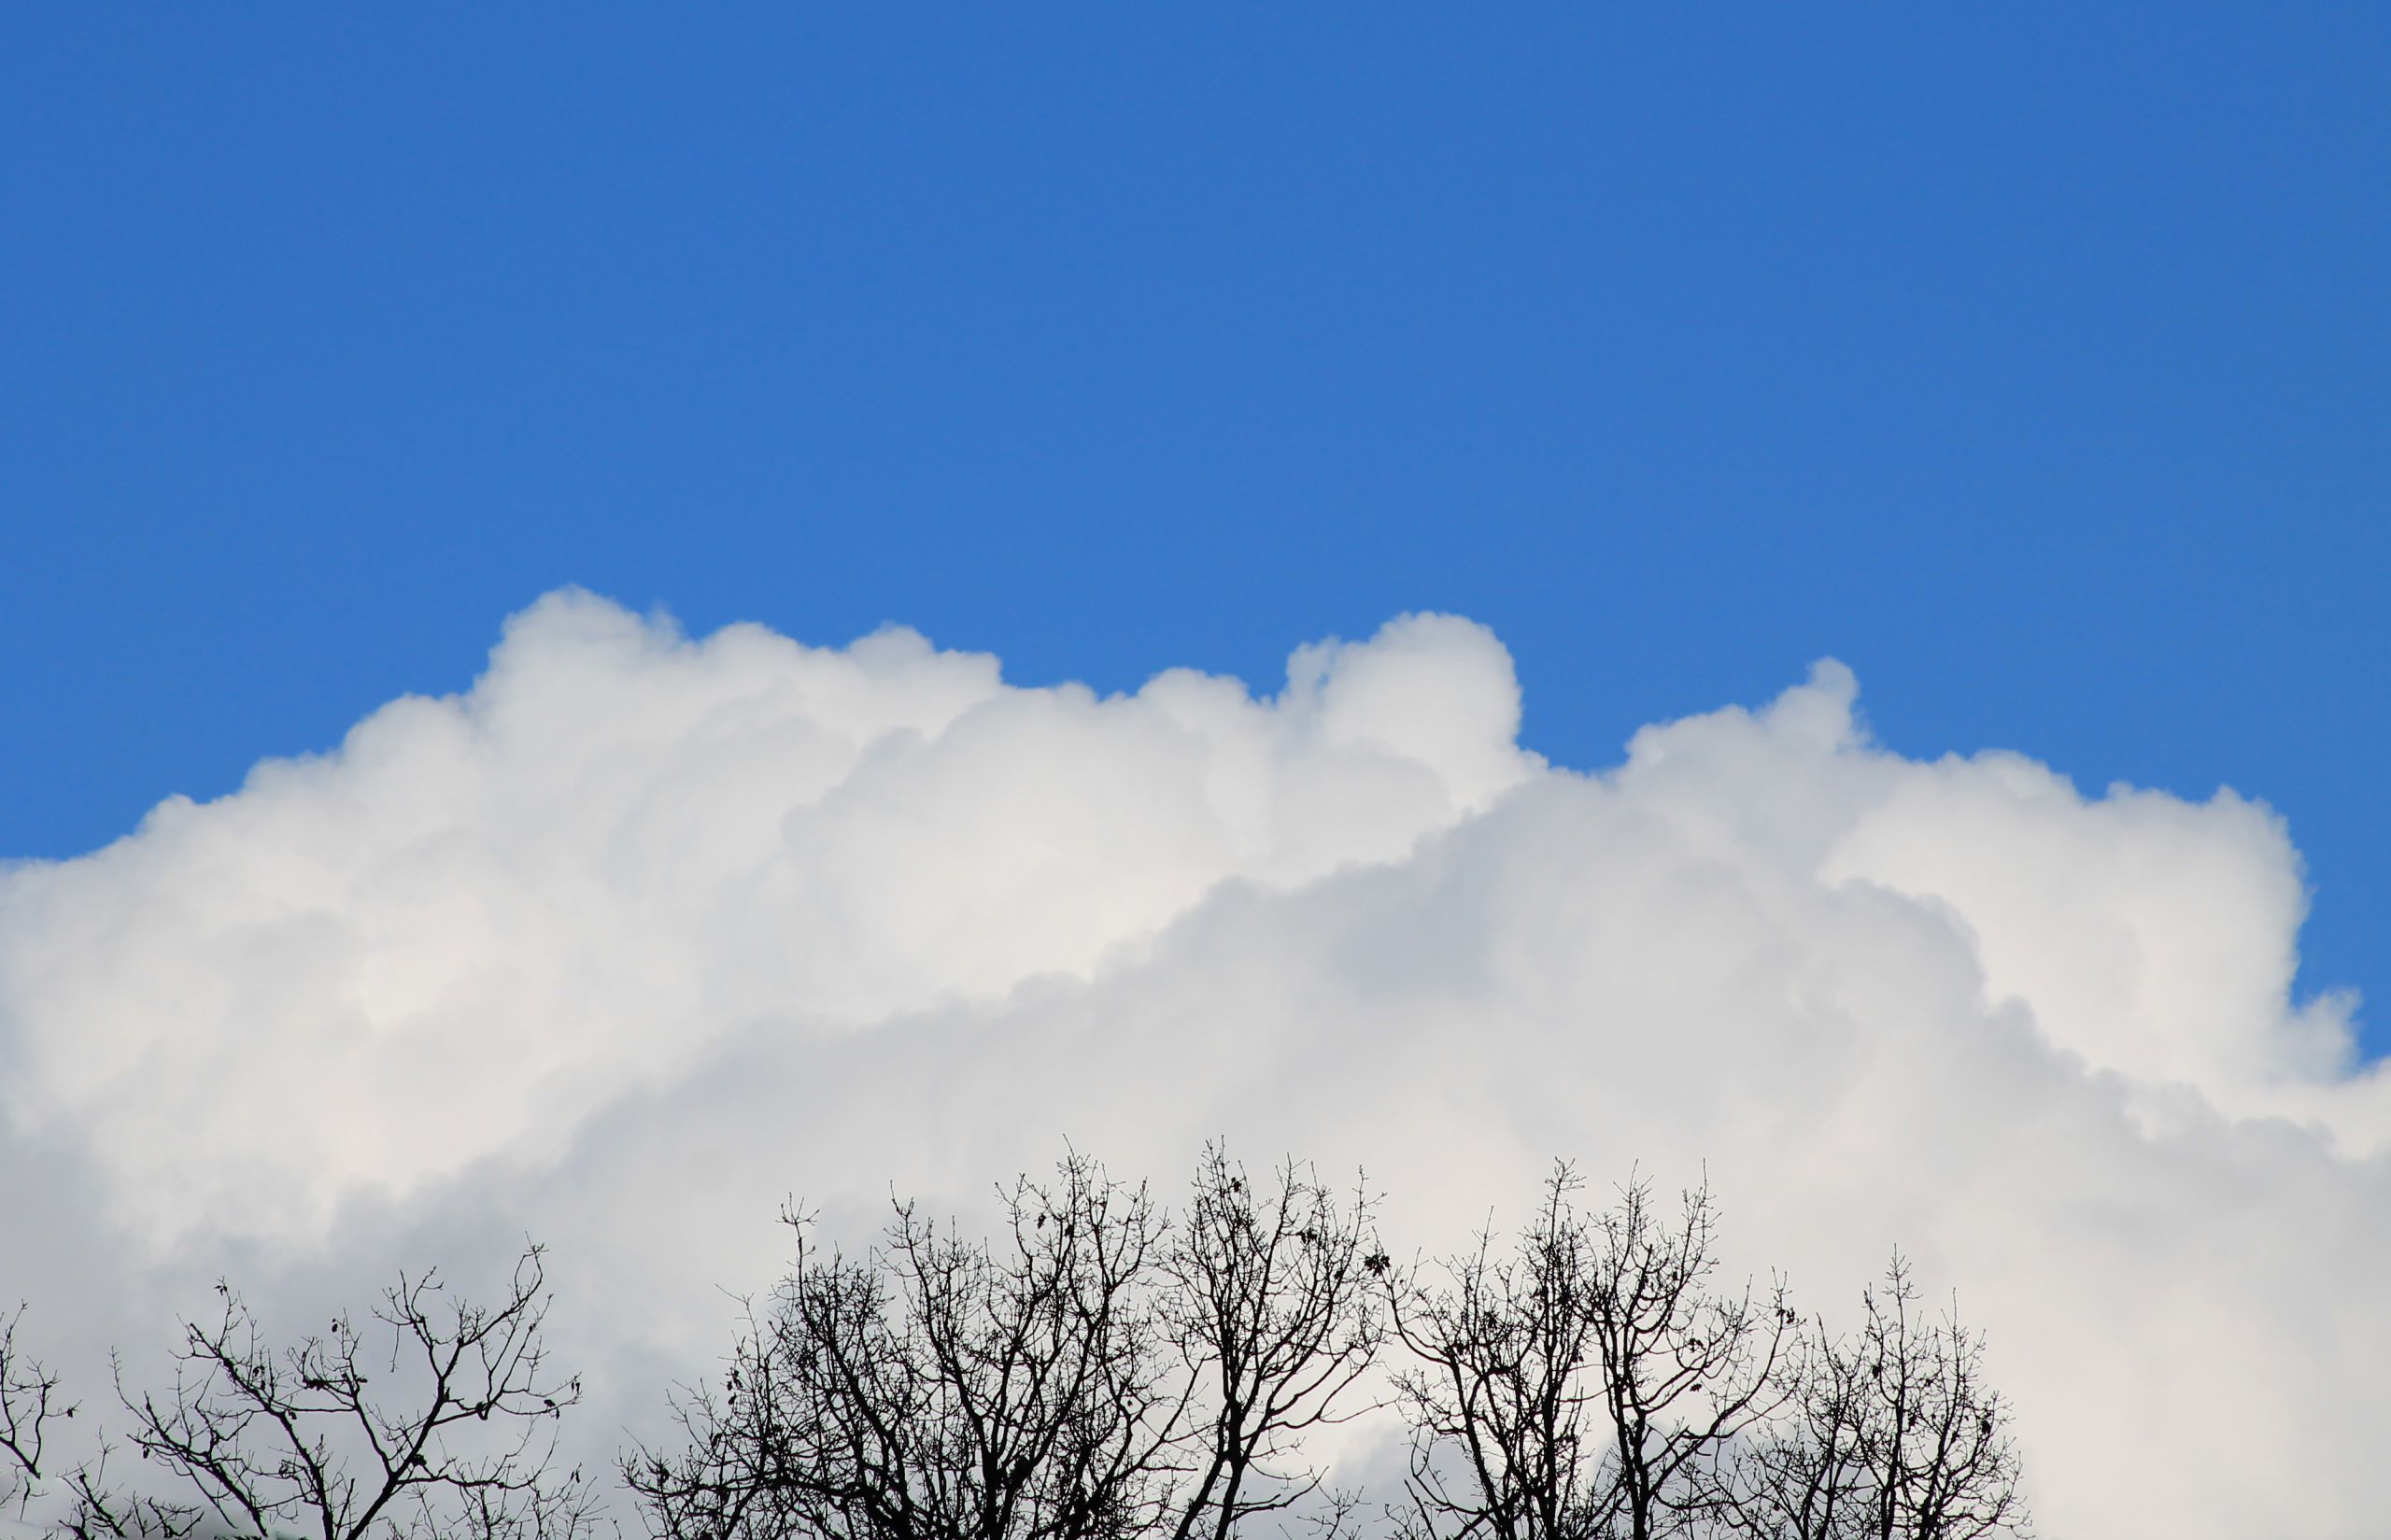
[6,596,2389,1537]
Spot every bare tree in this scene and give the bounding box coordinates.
[1159,1148,1385,1540]
[3,1302,68,1518]
[128,1246,599,1540]
[14,1154,2024,1540]
[2,1249,596,1540]
[1388,1172,1609,1540]
[630,1150,1388,1540]
[1719,1257,2026,1540]
[631,1154,1181,1540]
[0,1247,600,1540]
[1706,1326,1868,1540]
[2,1301,194,1539]
[1391,1168,1797,1540]
[1582,1174,1795,1540]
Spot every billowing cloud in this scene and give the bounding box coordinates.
[3,591,2387,1538]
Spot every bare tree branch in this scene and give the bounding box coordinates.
[1716,1255,2028,1540]
[110,1245,600,1540]
[2,1302,69,1518]
[631,1149,1389,1540]
[1390,1167,1800,1540]
[1161,1147,1385,1540]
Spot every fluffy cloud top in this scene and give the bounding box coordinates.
[4,591,2387,1538]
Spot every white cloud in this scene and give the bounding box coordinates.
[3,591,2386,1538]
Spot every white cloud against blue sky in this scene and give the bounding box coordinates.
[4,598,2386,1537]
[2,7,2387,1055]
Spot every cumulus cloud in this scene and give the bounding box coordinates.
[3,590,2387,1538]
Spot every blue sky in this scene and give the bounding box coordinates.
[4,6,2385,1051]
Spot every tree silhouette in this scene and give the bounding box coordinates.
[1389,1168,1797,1540]
[9,1155,2027,1540]
[0,1248,599,1540]
[630,1150,1386,1540]
[1717,1255,2027,1540]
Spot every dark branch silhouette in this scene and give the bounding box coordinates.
[630,1149,1387,1540]
[13,1153,2026,1540]
[3,1302,69,1518]
[630,1152,1182,1540]
[1389,1167,1801,1540]
[1160,1149,1385,1540]
[1,1248,599,1540]
[1717,1255,2028,1540]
